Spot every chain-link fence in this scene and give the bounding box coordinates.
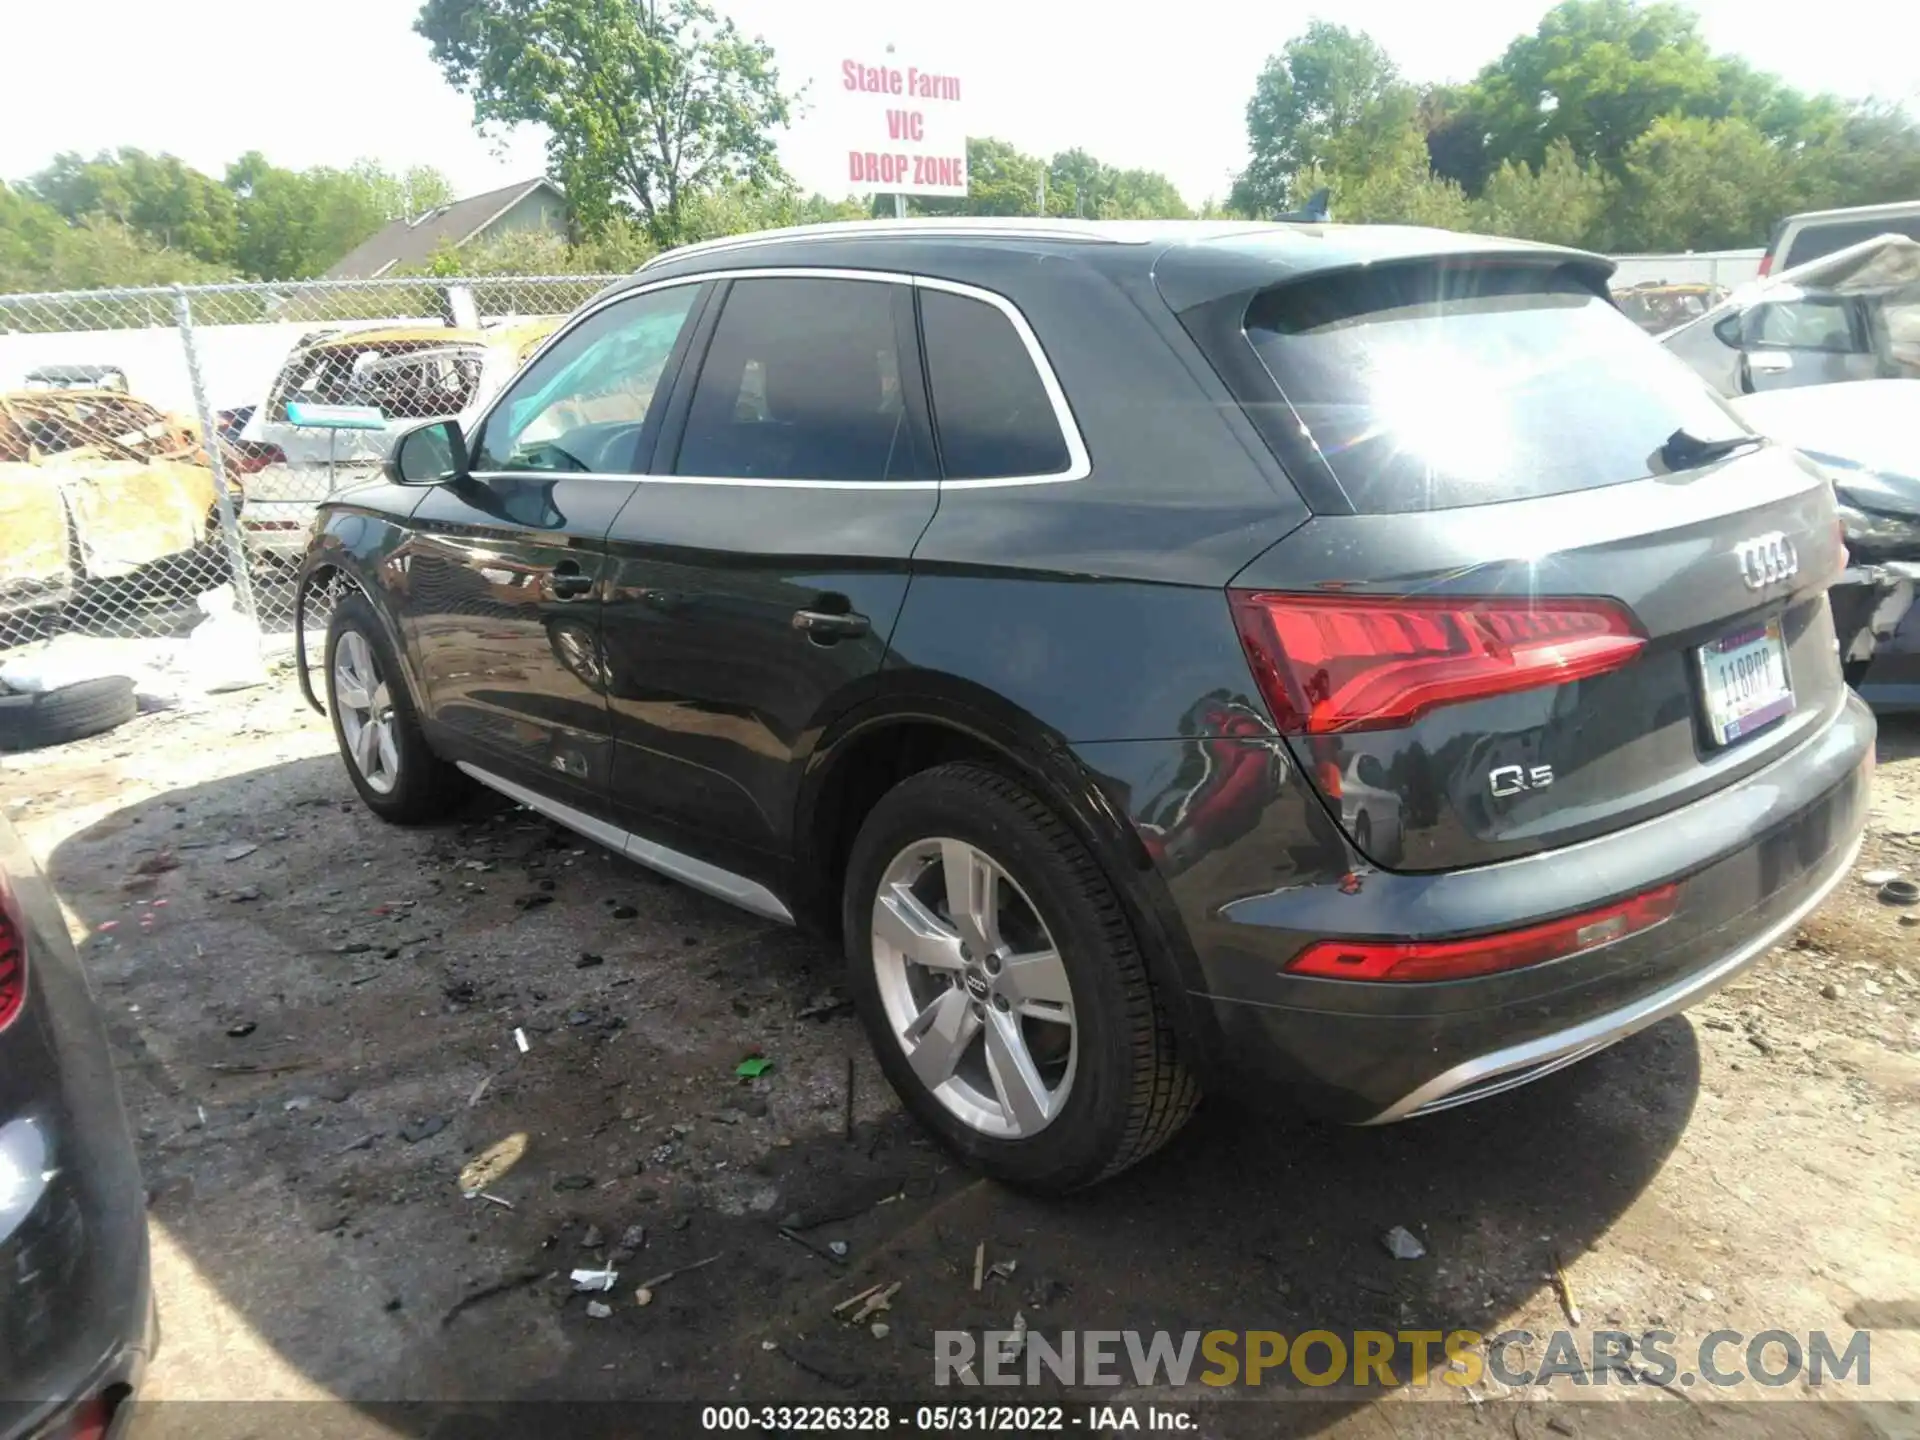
[0,275,622,662]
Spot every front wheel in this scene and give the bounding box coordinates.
[842,762,1199,1192]
[325,590,471,823]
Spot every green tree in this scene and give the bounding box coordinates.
[1232,22,1404,216]
[1466,0,1724,177]
[225,154,457,280]
[1470,139,1611,246]
[416,0,791,241]
[27,148,238,267]
[1310,121,1474,229]
[1047,149,1191,219]
[1609,113,1794,250]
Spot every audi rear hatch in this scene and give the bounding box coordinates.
[1167,246,1848,872]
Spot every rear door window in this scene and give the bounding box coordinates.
[674,277,930,483]
[919,288,1072,479]
[1242,264,1747,513]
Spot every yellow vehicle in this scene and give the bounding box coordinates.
[0,389,225,625]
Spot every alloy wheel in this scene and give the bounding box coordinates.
[333,630,400,795]
[870,837,1076,1138]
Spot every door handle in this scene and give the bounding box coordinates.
[545,563,595,600]
[792,609,870,641]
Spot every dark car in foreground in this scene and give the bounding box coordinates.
[0,814,151,1438]
[292,218,1873,1191]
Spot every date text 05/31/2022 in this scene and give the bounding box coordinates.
[700,1404,1195,1431]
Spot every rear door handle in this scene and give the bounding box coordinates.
[792,609,870,641]
[546,562,595,600]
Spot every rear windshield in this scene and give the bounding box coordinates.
[1243,264,1747,513]
[1784,216,1920,270]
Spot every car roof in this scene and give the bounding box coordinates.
[627,218,1613,307]
[1779,199,1920,227]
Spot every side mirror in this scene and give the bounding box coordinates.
[1355,754,1387,789]
[386,419,468,487]
[286,401,387,431]
[1713,312,1746,350]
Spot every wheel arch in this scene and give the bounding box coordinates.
[794,682,1223,1071]
[294,521,423,719]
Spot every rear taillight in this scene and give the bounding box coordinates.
[1228,591,1646,734]
[1287,883,1680,982]
[1757,254,1773,277]
[0,878,25,1032]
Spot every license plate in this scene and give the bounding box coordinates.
[1698,618,1793,745]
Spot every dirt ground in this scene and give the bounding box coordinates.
[5,676,1919,1438]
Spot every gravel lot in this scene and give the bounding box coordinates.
[5,678,1918,1437]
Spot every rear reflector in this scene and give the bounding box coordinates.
[0,877,24,1033]
[1229,591,1646,734]
[1286,884,1681,982]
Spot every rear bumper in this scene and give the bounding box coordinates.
[1085,689,1875,1122]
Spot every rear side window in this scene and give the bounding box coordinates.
[1784,216,1920,270]
[1243,264,1746,514]
[920,289,1071,479]
[675,277,930,483]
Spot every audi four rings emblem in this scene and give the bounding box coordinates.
[1736,532,1798,590]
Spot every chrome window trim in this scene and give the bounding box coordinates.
[465,266,1088,492]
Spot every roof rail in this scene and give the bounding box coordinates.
[637,217,1148,272]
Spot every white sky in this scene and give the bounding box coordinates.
[3,0,1915,209]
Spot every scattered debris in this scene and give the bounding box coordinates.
[472,1193,513,1211]
[779,1226,848,1266]
[735,1055,774,1078]
[1822,982,1845,1000]
[1879,878,1920,906]
[1863,869,1902,887]
[134,851,181,875]
[829,1240,850,1258]
[798,992,852,1021]
[330,1132,381,1157]
[228,885,262,903]
[225,1021,257,1039]
[611,905,639,920]
[571,1266,619,1293]
[611,1224,646,1262]
[833,1281,886,1317]
[1551,1252,1583,1326]
[844,1054,856,1141]
[997,1311,1029,1364]
[513,1028,530,1054]
[988,1259,1019,1282]
[585,1300,612,1320]
[515,893,554,912]
[554,1173,596,1192]
[467,1076,492,1107]
[400,1116,448,1144]
[223,842,259,862]
[871,1321,891,1339]
[850,1281,902,1326]
[576,952,604,969]
[581,1225,606,1249]
[205,1059,306,1075]
[442,1266,545,1327]
[1382,1225,1427,1260]
[973,1242,986,1291]
[632,1252,720,1307]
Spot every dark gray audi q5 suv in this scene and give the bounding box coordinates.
[293,219,1873,1191]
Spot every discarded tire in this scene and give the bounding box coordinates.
[0,677,138,752]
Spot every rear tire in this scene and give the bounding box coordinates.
[324,590,471,823]
[842,762,1198,1192]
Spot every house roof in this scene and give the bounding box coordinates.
[323,178,563,280]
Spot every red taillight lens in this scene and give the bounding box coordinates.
[0,880,25,1033]
[1757,254,1773,277]
[1316,761,1343,799]
[1228,591,1647,734]
[1287,883,1680,982]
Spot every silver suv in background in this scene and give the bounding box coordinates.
[1761,199,1920,277]
[236,319,557,565]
